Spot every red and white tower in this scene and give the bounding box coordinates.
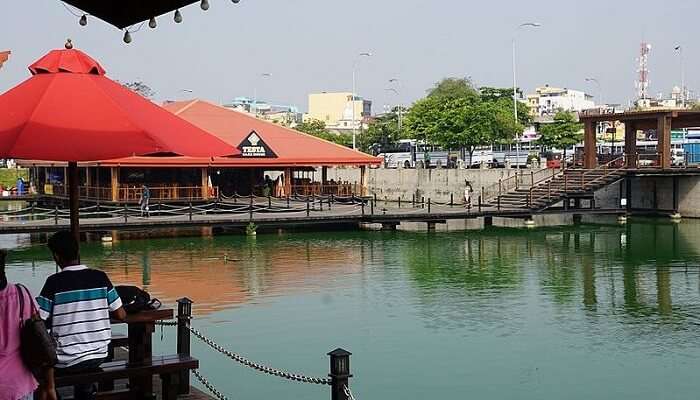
[635,42,651,100]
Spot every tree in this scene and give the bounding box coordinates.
[121,80,155,99]
[480,86,532,128]
[427,77,480,102]
[294,119,352,147]
[537,111,583,159]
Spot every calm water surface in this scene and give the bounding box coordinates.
[5,219,700,400]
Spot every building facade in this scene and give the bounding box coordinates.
[306,92,372,131]
[527,85,595,117]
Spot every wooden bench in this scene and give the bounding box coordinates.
[55,354,199,400]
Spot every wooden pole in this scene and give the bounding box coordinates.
[68,162,80,249]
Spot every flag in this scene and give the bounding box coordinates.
[0,51,10,70]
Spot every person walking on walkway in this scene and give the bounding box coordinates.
[0,250,56,400]
[37,231,126,400]
[139,185,150,217]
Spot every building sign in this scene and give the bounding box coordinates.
[238,130,277,158]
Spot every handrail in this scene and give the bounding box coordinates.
[481,168,552,204]
[528,156,625,208]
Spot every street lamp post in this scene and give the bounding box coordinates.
[584,77,603,107]
[675,45,685,108]
[352,52,372,150]
[253,72,272,116]
[386,79,402,134]
[512,22,541,169]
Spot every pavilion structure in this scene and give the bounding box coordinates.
[579,109,700,169]
[22,100,381,203]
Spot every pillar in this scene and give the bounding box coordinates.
[583,120,597,169]
[657,115,672,169]
[672,176,679,213]
[322,166,328,184]
[110,167,119,202]
[359,166,367,196]
[284,168,292,197]
[201,168,209,200]
[625,121,637,168]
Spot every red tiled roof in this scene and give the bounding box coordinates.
[161,99,380,167]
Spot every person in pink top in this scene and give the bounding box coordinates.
[0,250,56,400]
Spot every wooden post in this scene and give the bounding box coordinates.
[450,193,453,207]
[370,197,374,215]
[284,168,292,197]
[249,195,254,220]
[54,206,58,225]
[428,198,431,213]
[123,203,128,223]
[201,168,209,200]
[188,202,193,221]
[359,166,367,196]
[328,349,352,400]
[110,167,119,202]
[398,196,401,208]
[322,166,328,185]
[306,196,310,217]
[625,121,637,168]
[177,298,193,394]
[583,120,597,169]
[68,162,80,247]
[657,114,672,169]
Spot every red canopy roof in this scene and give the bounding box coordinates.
[0,47,238,162]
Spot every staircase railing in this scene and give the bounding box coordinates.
[527,156,625,208]
[481,167,559,206]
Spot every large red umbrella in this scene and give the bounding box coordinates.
[0,42,238,247]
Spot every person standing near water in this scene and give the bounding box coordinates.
[464,180,473,208]
[0,250,57,400]
[140,185,150,217]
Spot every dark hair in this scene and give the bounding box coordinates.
[0,249,7,290]
[48,230,79,262]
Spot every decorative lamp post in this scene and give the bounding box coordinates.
[328,348,352,400]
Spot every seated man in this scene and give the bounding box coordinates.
[37,231,126,400]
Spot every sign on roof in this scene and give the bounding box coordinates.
[238,130,277,158]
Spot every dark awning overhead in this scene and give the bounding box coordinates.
[62,0,199,29]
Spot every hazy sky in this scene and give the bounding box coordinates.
[1,0,698,112]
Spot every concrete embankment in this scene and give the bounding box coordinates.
[325,167,522,203]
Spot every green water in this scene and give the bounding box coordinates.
[4,219,700,400]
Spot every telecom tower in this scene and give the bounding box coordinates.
[635,42,651,101]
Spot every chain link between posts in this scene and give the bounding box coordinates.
[154,320,331,386]
[344,385,357,400]
[193,369,231,400]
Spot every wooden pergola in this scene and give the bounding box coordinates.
[579,109,700,169]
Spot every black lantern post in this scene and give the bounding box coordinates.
[328,348,352,400]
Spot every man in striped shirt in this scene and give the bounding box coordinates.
[37,231,126,400]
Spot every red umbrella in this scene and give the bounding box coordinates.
[0,41,238,247]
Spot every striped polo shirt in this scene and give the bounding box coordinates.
[37,265,122,368]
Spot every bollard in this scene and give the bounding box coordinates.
[249,196,254,220]
[328,196,332,210]
[268,195,272,209]
[412,194,415,207]
[450,193,453,207]
[398,196,401,208]
[54,206,59,225]
[428,198,431,213]
[188,202,193,221]
[177,298,193,394]
[361,200,365,215]
[497,195,501,211]
[123,203,128,223]
[421,196,425,209]
[287,196,290,209]
[370,197,374,215]
[320,196,324,211]
[328,348,352,400]
[478,195,482,213]
[373,193,377,206]
[306,197,310,217]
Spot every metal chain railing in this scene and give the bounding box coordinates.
[193,369,231,400]
[187,325,331,385]
[344,385,357,400]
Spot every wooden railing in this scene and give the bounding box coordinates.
[481,167,561,205]
[43,184,218,203]
[291,183,362,197]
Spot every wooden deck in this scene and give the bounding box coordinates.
[0,200,627,235]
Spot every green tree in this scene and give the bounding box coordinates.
[294,119,352,147]
[360,110,406,154]
[480,86,532,128]
[537,111,583,159]
[427,77,480,102]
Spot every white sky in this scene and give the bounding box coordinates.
[1,0,698,112]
